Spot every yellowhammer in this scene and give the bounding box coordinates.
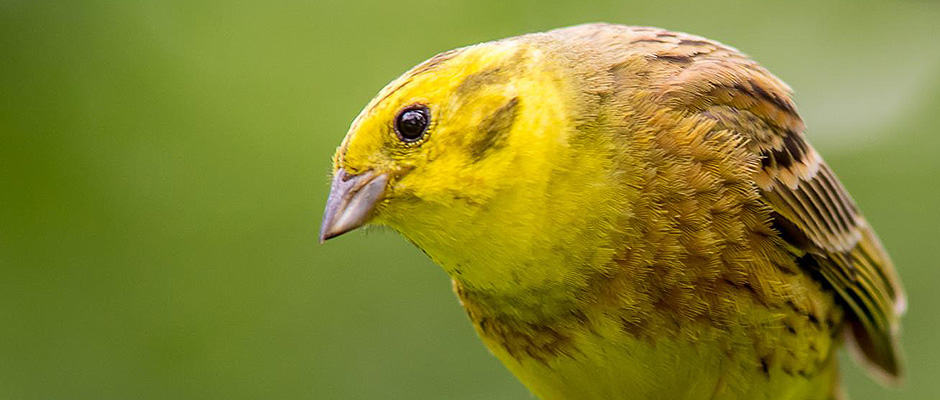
[319,23,905,400]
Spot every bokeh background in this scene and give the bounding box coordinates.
[2,1,939,399]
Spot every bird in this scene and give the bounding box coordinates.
[319,23,905,400]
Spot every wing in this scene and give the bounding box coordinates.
[645,30,906,381]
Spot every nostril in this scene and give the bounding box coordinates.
[338,168,354,182]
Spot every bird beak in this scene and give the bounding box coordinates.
[319,168,389,243]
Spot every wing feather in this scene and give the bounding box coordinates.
[652,37,906,381]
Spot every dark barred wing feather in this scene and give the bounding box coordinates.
[648,34,907,381]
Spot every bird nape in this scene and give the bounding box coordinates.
[320,23,905,400]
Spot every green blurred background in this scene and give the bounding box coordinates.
[2,1,939,399]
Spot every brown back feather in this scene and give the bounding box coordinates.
[627,26,907,381]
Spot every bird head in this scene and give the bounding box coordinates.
[319,36,628,294]
[321,40,564,237]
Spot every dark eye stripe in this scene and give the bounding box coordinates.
[469,97,519,161]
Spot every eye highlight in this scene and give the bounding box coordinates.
[394,105,430,143]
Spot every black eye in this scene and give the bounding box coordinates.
[394,105,430,142]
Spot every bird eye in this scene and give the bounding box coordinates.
[394,105,430,142]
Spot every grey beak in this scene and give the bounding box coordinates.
[319,168,389,243]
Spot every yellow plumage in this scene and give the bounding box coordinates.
[320,23,905,399]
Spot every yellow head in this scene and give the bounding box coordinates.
[320,36,630,299]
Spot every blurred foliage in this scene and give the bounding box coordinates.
[1,1,939,399]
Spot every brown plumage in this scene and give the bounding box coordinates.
[568,23,905,379]
[321,23,906,399]
[654,31,905,378]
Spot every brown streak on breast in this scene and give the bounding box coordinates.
[455,281,581,365]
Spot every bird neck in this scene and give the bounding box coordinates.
[392,131,640,322]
